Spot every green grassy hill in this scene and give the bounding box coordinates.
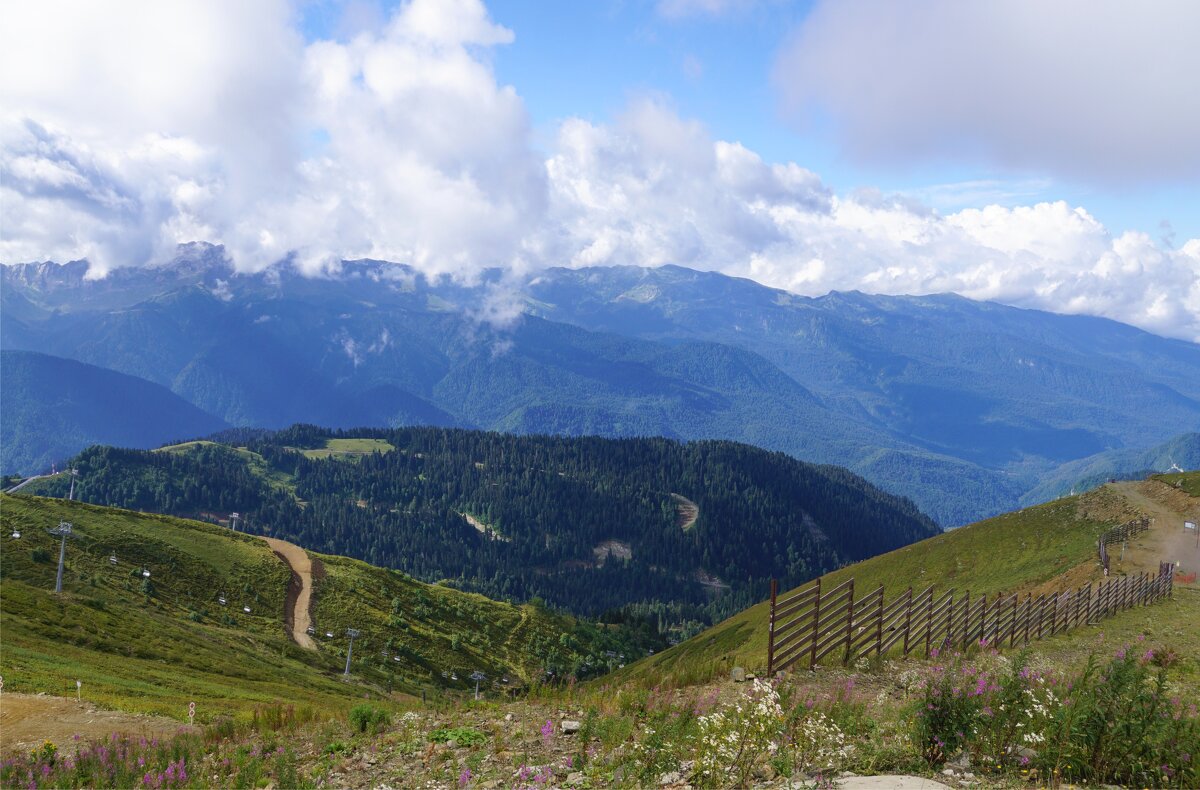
[0,496,648,722]
[613,482,1176,688]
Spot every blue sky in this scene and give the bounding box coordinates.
[2,0,1198,339]
[301,0,1198,241]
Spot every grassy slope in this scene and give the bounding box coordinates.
[305,552,580,690]
[0,495,361,720]
[0,495,583,721]
[297,438,395,459]
[613,485,1140,687]
[1154,470,1200,497]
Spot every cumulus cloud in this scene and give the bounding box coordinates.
[542,102,1200,341]
[0,0,543,277]
[1,0,1197,342]
[774,0,1200,185]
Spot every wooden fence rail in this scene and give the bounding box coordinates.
[767,561,1174,675]
[1098,518,1150,573]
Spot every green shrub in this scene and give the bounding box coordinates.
[1036,648,1199,787]
[912,646,1200,787]
[348,704,391,734]
[429,727,487,747]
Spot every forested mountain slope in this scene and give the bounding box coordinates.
[19,426,940,628]
[0,350,227,474]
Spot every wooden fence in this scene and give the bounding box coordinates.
[1098,517,1150,573]
[766,561,1174,675]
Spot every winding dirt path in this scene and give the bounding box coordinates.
[262,536,317,650]
[1111,480,1200,588]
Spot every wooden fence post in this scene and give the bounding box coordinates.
[946,590,956,649]
[844,579,856,666]
[903,586,914,656]
[768,578,777,675]
[961,591,970,651]
[875,586,885,657]
[809,576,821,670]
[925,587,934,656]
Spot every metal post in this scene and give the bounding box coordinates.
[344,628,360,676]
[56,533,68,593]
[48,521,72,594]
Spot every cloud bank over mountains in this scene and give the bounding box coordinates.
[1,0,1197,341]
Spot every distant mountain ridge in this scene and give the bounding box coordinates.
[0,350,228,474]
[3,245,1198,524]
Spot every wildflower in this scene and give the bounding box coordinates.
[459,767,472,787]
[540,719,553,743]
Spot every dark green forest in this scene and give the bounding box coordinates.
[29,426,939,628]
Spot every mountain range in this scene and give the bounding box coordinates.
[3,243,1198,525]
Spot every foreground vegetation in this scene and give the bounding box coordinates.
[4,633,1196,789]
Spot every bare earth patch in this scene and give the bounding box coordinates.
[0,694,190,756]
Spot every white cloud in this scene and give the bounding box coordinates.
[1,0,1196,343]
[542,102,1200,341]
[774,0,1200,185]
[0,0,543,277]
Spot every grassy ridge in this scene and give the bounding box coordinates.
[0,495,639,721]
[612,486,1137,687]
[1154,470,1200,497]
[0,495,364,719]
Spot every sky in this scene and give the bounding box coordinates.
[1,0,1198,340]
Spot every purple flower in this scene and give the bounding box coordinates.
[1020,756,1030,766]
[1115,648,1127,659]
[459,768,472,787]
[540,719,554,743]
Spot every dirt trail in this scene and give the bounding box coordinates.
[0,694,189,755]
[1110,481,1200,588]
[262,536,317,650]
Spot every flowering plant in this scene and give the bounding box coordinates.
[692,679,783,787]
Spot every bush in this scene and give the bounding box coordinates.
[429,727,486,748]
[348,704,391,735]
[691,679,783,787]
[1036,648,1199,787]
[912,647,1200,787]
